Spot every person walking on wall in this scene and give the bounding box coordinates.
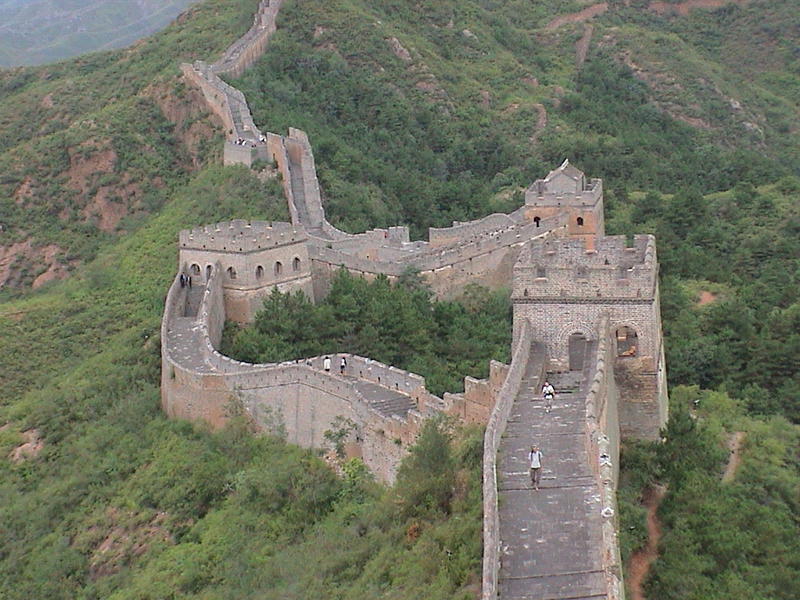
[542,381,555,413]
[323,356,331,372]
[529,445,543,490]
[340,356,347,375]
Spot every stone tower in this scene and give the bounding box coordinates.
[514,163,668,439]
[524,159,605,244]
[179,219,312,323]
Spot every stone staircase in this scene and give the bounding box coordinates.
[497,351,608,599]
[353,379,417,418]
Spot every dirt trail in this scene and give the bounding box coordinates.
[546,0,748,31]
[650,0,748,16]
[575,24,594,67]
[546,3,608,31]
[722,431,745,482]
[530,103,548,143]
[627,484,667,600]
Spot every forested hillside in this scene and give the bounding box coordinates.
[1,0,798,598]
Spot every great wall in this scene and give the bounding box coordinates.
[163,2,670,598]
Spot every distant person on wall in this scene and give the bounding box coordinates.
[529,445,543,490]
[323,356,331,372]
[542,381,555,413]
[340,356,347,375]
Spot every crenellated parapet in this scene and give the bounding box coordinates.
[166,1,669,594]
[161,259,506,482]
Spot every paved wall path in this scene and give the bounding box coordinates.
[498,355,609,599]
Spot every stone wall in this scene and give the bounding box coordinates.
[583,319,624,600]
[212,0,285,79]
[481,322,544,600]
[161,260,510,482]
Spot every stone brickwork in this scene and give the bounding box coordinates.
[166,1,669,597]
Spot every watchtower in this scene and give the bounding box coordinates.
[511,235,668,439]
[179,219,312,322]
[524,159,604,242]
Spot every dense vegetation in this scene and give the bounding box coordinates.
[234,0,798,235]
[618,387,800,599]
[222,271,512,396]
[1,0,799,598]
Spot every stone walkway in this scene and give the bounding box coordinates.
[498,358,608,600]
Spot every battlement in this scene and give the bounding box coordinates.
[179,220,305,253]
[512,235,657,302]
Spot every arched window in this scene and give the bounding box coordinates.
[274,261,283,276]
[190,263,200,275]
[293,257,301,271]
[577,216,585,226]
[616,326,638,357]
[256,265,264,279]
[533,216,541,227]
[227,266,237,280]
[205,265,212,279]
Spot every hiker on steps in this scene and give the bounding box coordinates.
[542,381,555,413]
[529,445,543,490]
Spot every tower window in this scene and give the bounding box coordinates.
[293,257,301,271]
[256,265,264,279]
[577,216,584,226]
[227,266,237,280]
[275,261,283,276]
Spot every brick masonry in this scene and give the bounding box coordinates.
[168,2,669,597]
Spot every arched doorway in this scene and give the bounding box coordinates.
[568,333,587,371]
[616,326,638,357]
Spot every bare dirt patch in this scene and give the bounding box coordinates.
[627,484,667,600]
[546,3,608,31]
[0,240,70,289]
[649,0,748,16]
[387,36,412,62]
[531,103,548,143]
[32,244,69,288]
[10,429,44,463]
[146,81,218,168]
[86,509,174,580]
[67,140,117,196]
[722,431,745,483]
[576,24,595,67]
[698,290,717,305]
[14,176,34,205]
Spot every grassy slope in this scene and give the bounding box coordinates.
[0,0,261,289]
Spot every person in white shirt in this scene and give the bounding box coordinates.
[542,381,555,413]
[323,356,331,372]
[529,444,543,490]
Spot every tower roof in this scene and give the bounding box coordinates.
[544,159,585,183]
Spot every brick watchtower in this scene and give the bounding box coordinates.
[513,162,668,440]
[524,159,604,243]
[178,219,313,323]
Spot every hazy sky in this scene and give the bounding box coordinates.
[0,0,199,67]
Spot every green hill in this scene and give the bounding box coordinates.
[0,0,798,598]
